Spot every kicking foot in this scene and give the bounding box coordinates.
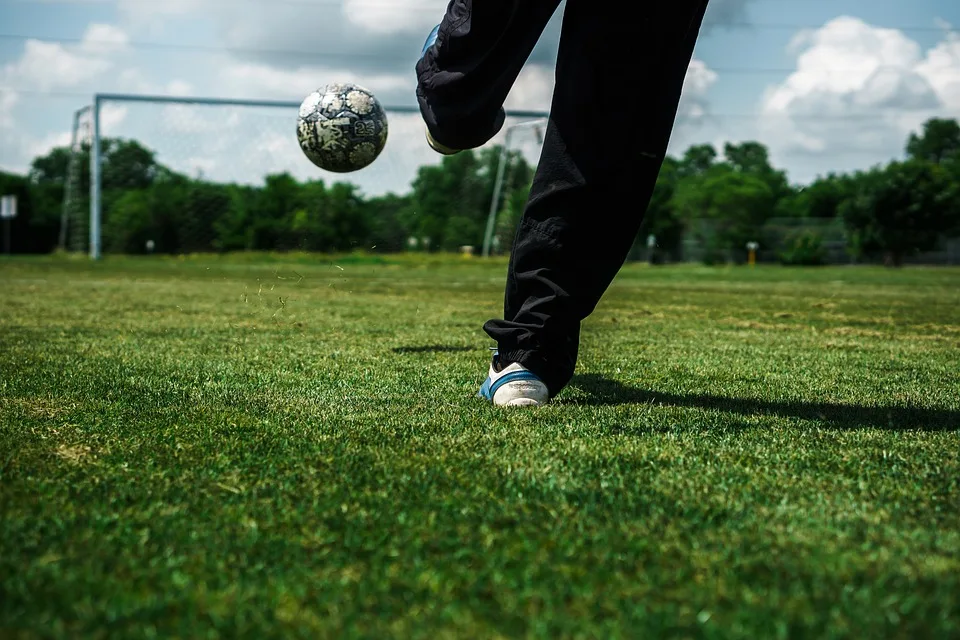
[420,25,462,155]
[419,24,505,155]
[478,351,550,407]
[425,128,462,155]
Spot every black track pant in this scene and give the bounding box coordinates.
[416,0,709,397]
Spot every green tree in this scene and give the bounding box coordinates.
[28,146,75,186]
[323,182,368,252]
[365,193,413,253]
[840,159,960,266]
[289,180,329,251]
[101,138,160,190]
[0,171,44,254]
[247,172,302,250]
[181,180,232,253]
[494,177,532,254]
[213,185,259,251]
[403,155,472,250]
[103,189,154,253]
[486,146,534,255]
[778,173,852,219]
[673,163,776,263]
[723,141,791,203]
[148,169,191,253]
[636,156,684,261]
[403,148,521,251]
[677,143,717,178]
[906,117,960,165]
[27,144,88,251]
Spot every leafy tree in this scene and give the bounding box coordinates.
[0,171,45,254]
[723,141,791,203]
[487,147,534,255]
[403,146,532,252]
[322,182,368,252]
[103,190,154,253]
[778,230,827,266]
[29,146,75,186]
[404,153,475,250]
[244,172,302,250]
[495,178,532,254]
[906,117,960,165]
[212,185,259,251]
[840,159,960,266]
[147,170,191,253]
[101,139,161,190]
[289,180,329,251]
[181,180,232,253]
[673,163,775,263]
[777,173,852,219]
[636,156,684,261]
[365,193,414,253]
[27,144,87,251]
[677,143,717,178]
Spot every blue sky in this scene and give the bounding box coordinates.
[1,0,958,196]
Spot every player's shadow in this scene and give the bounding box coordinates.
[566,373,959,432]
[392,344,475,354]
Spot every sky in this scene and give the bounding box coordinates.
[0,0,958,197]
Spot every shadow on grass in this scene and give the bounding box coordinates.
[567,373,960,431]
[392,344,476,354]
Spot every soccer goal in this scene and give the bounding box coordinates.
[61,93,549,258]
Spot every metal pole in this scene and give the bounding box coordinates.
[59,106,86,252]
[482,128,513,258]
[90,96,102,260]
[481,118,546,258]
[3,218,9,255]
[90,92,549,120]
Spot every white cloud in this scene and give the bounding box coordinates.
[0,24,127,171]
[79,23,130,55]
[25,130,74,162]
[0,91,19,129]
[504,64,555,113]
[915,27,960,109]
[503,56,717,121]
[678,58,719,123]
[1,23,129,93]
[218,60,410,102]
[759,16,959,181]
[166,80,194,96]
[3,40,111,92]
[101,103,129,130]
[342,0,439,35]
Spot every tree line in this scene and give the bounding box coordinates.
[2,117,958,265]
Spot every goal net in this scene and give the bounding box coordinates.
[61,94,548,257]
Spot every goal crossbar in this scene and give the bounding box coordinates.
[85,92,550,259]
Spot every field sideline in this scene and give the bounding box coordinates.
[1,254,959,638]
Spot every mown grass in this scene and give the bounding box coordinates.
[1,254,958,639]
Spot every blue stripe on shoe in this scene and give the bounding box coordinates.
[422,24,440,56]
[478,376,493,399]
[478,370,543,401]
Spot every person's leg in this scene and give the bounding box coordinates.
[416,0,562,151]
[484,0,710,398]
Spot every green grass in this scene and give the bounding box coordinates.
[1,254,959,639]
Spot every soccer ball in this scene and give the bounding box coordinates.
[296,83,388,173]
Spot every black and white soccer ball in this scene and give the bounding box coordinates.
[296,83,388,173]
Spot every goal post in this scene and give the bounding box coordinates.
[73,92,549,259]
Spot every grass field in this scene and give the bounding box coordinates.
[1,253,959,638]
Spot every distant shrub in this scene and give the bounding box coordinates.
[779,230,826,266]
